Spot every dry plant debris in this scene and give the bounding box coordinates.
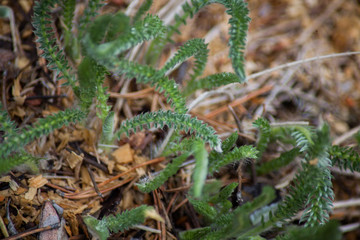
[0,0,360,239]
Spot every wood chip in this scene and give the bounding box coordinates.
[24,187,37,200]
[29,175,48,188]
[67,151,83,169]
[111,143,134,164]
[80,166,91,186]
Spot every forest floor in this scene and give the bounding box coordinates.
[1,0,360,239]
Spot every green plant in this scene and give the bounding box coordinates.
[1,0,359,238]
[83,205,161,240]
[0,103,85,174]
[178,119,352,239]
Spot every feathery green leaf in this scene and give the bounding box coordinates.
[84,205,155,240]
[330,145,360,172]
[32,0,75,88]
[132,0,153,24]
[137,153,190,193]
[209,145,258,174]
[0,109,86,158]
[116,110,222,151]
[256,148,300,175]
[160,38,208,82]
[253,118,271,161]
[0,152,39,175]
[183,72,240,96]
[0,103,18,137]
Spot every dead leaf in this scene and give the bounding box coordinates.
[12,105,26,118]
[145,208,164,222]
[12,74,25,105]
[15,55,30,69]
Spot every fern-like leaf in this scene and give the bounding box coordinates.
[290,126,314,153]
[77,56,97,110]
[276,164,333,227]
[183,72,240,96]
[209,182,238,214]
[132,0,153,24]
[110,60,187,113]
[84,14,165,59]
[275,164,310,222]
[168,0,210,40]
[330,145,360,172]
[60,0,75,34]
[83,15,188,113]
[101,111,116,145]
[180,227,212,240]
[209,182,238,205]
[253,118,271,161]
[0,109,86,158]
[60,0,78,60]
[185,186,276,239]
[147,0,250,80]
[145,0,209,66]
[160,38,208,82]
[88,12,131,45]
[300,125,333,227]
[300,166,333,227]
[137,153,190,193]
[0,103,18,137]
[256,148,300,175]
[276,220,341,240]
[189,197,217,222]
[167,0,250,80]
[161,135,197,156]
[116,110,222,151]
[84,205,155,240]
[208,145,258,174]
[78,49,111,119]
[0,152,39,174]
[224,186,276,238]
[78,0,104,39]
[32,0,75,88]
[212,0,250,80]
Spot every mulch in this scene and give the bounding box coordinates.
[1,0,360,239]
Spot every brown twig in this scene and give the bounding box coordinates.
[64,157,165,198]
[172,198,188,213]
[45,182,74,194]
[153,189,163,239]
[2,223,60,240]
[108,87,154,99]
[166,191,179,214]
[228,105,242,133]
[204,85,273,119]
[85,163,103,198]
[64,177,135,199]
[194,113,237,131]
[164,179,248,193]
